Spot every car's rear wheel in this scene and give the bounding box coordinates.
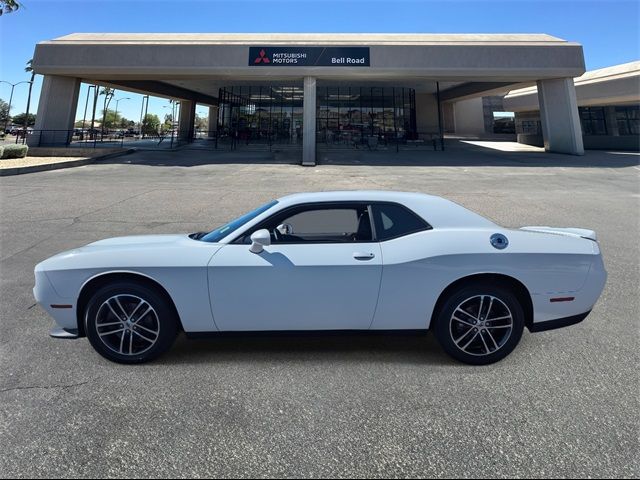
[84,281,178,364]
[433,284,525,365]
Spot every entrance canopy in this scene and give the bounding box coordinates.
[33,33,585,98]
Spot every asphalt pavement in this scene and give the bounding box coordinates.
[1,144,638,478]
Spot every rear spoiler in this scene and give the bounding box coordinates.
[520,226,597,241]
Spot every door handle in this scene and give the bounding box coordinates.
[353,252,375,260]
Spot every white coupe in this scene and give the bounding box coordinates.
[34,191,607,365]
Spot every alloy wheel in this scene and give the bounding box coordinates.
[449,295,514,357]
[94,294,160,356]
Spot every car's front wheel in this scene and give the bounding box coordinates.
[433,284,525,365]
[84,281,179,364]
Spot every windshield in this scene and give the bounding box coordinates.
[195,200,278,243]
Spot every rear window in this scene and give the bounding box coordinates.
[372,203,431,241]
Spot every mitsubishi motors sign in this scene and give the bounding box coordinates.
[249,47,370,67]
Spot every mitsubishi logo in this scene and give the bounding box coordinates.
[254,49,270,64]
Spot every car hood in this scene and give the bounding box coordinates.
[36,234,221,272]
[84,234,191,249]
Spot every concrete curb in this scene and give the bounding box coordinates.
[0,148,137,176]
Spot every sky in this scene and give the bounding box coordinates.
[0,0,638,123]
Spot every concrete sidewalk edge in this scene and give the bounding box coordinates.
[0,148,137,176]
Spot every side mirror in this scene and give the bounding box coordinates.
[249,229,271,254]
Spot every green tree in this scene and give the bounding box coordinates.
[163,113,173,131]
[101,109,124,129]
[11,112,36,127]
[195,113,208,131]
[0,0,20,15]
[142,113,160,135]
[0,98,9,126]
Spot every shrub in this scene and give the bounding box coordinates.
[0,146,3,158]
[1,144,28,159]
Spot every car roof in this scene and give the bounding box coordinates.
[276,191,497,229]
[278,190,435,204]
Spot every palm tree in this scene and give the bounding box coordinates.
[23,59,35,136]
[99,87,115,137]
[1,1,21,15]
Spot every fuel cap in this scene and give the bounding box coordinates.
[490,233,509,250]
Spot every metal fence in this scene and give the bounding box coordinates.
[8,129,187,150]
[198,130,444,152]
[4,128,445,152]
[316,130,444,152]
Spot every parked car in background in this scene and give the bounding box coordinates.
[15,128,33,138]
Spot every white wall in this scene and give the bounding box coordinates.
[453,97,485,135]
[415,93,440,133]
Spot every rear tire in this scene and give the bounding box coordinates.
[433,283,525,365]
[84,281,178,364]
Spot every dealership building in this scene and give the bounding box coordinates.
[504,61,639,151]
[30,33,590,164]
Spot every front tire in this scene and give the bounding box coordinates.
[433,284,525,365]
[84,281,178,364]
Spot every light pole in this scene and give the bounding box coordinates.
[113,97,130,131]
[139,95,149,138]
[163,101,177,147]
[172,101,178,147]
[113,97,130,146]
[197,110,207,138]
[1,80,32,133]
[162,104,170,133]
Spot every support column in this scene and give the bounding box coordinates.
[208,105,218,138]
[302,76,316,166]
[28,75,81,146]
[178,100,196,142]
[537,78,584,155]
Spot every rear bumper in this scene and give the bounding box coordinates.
[530,253,607,325]
[528,310,591,332]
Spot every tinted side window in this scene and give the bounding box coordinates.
[372,203,431,241]
[274,207,372,243]
[239,203,374,244]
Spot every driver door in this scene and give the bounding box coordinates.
[208,202,382,331]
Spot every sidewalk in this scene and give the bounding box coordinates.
[0,148,135,176]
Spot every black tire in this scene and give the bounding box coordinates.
[433,283,525,365]
[84,281,179,364]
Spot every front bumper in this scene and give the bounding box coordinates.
[33,269,78,333]
[49,327,80,339]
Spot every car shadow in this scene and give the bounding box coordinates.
[158,331,459,367]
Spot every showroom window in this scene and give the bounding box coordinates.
[517,120,541,135]
[216,85,417,146]
[316,86,417,146]
[579,107,608,135]
[615,106,639,135]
